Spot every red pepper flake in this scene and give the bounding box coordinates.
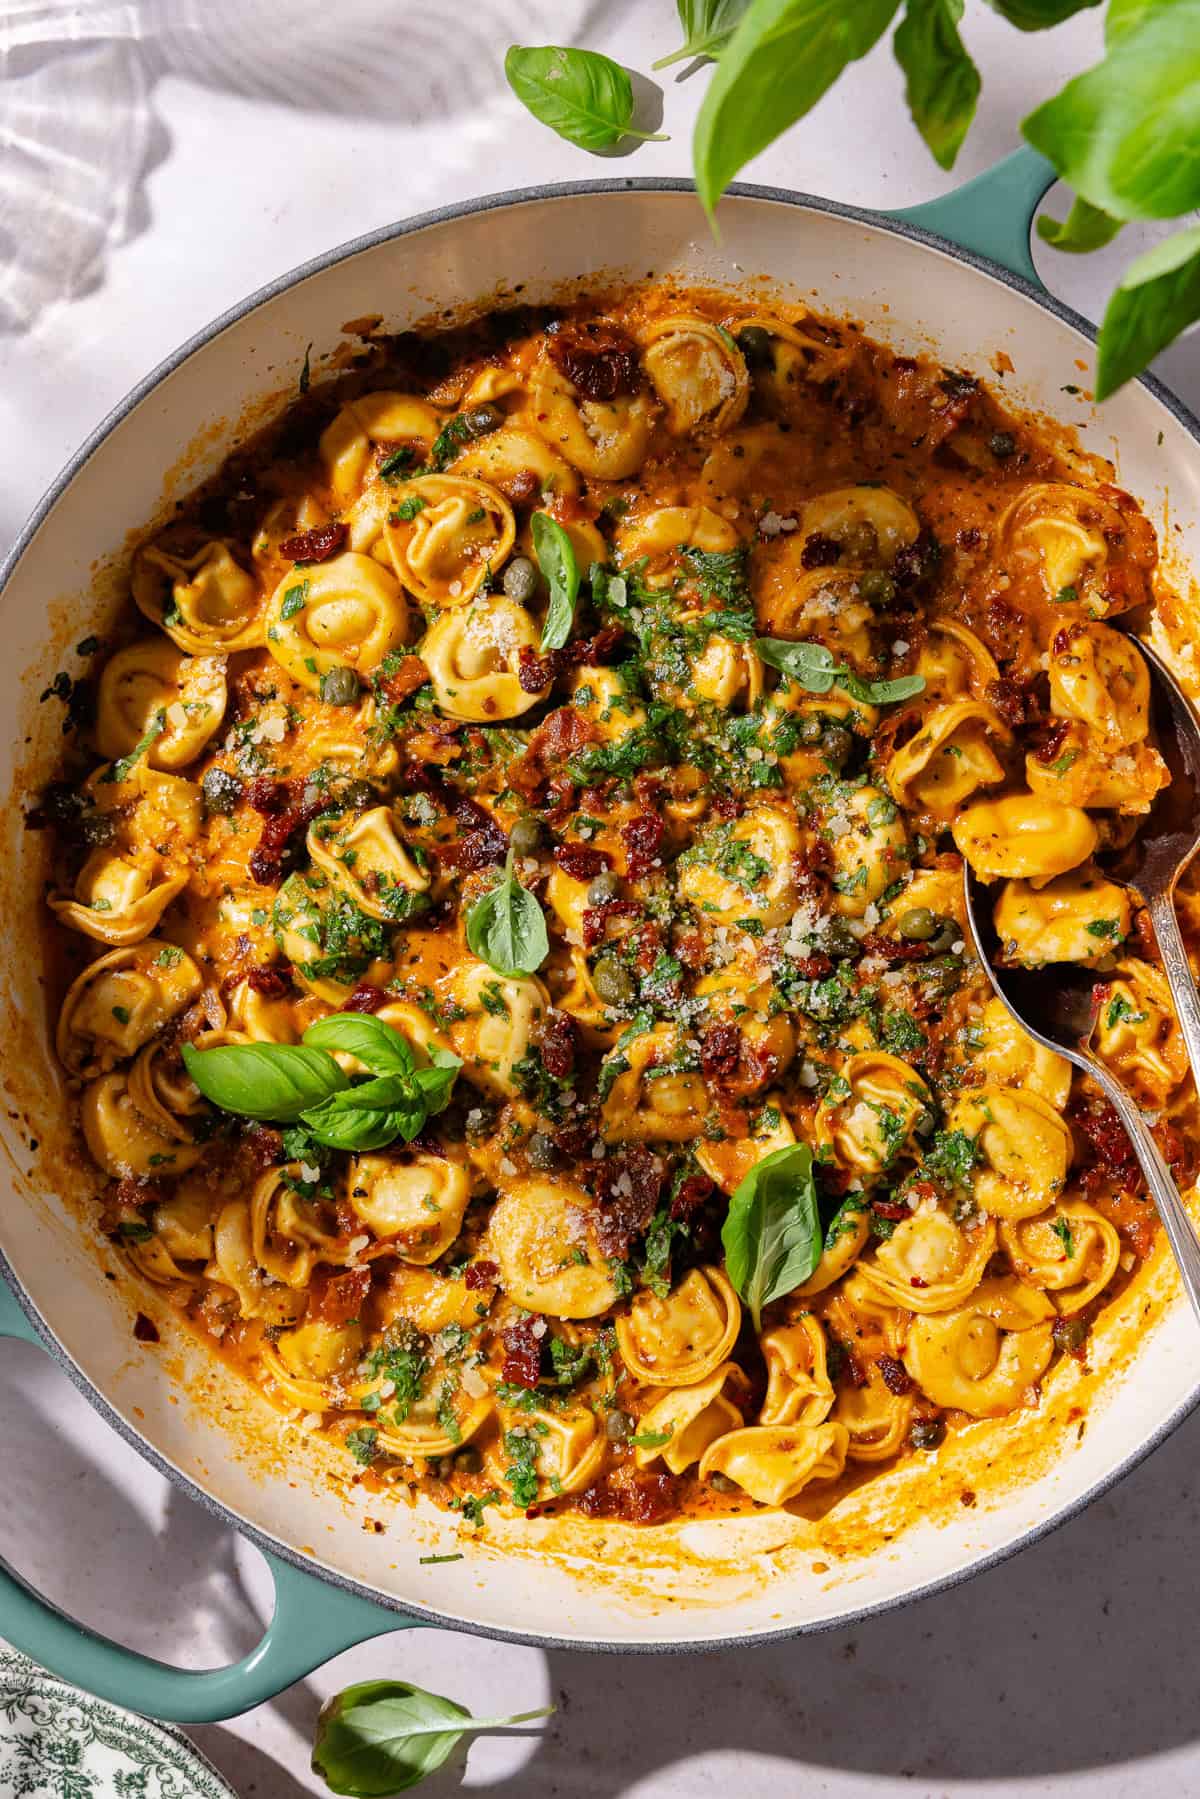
[133,1312,160,1344]
[279,521,348,564]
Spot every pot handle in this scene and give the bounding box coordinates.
[884,144,1058,289]
[0,1271,414,1723]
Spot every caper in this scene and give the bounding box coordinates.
[820,724,853,766]
[909,1417,945,1452]
[319,664,360,707]
[593,953,635,1006]
[927,917,960,955]
[502,555,539,604]
[827,921,860,961]
[38,782,84,826]
[605,1409,634,1442]
[735,324,773,369]
[897,906,937,942]
[527,1131,558,1171]
[508,814,543,857]
[707,1470,739,1493]
[858,569,897,607]
[453,1444,483,1474]
[342,779,376,812]
[1092,952,1120,974]
[462,403,504,439]
[989,430,1017,460]
[840,520,879,562]
[1053,1314,1090,1354]
[201,767,244,816]
[436,1456,455,1480]
[797,713,825,745]
[77,810,118,847]
[587,870,620,905]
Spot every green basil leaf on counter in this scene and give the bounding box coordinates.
[1096,225,1200,399]
[693,0,901,217]
[653,0,753,68]
[893,0,980,170]
[181,1042,348,1122]
[505,45,666,151]
[721,1142,822,1331]
[465,851,550,977]
[312,1678,554,1796]
[531,512,580,652]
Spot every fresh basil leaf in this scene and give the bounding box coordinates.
[465,852,549,977]
[721,1144,822,1331]
[693,0,901,217]
[303,1014,416,1076]
[984,0,1100,25]
[754,637,840,691]
[893,0,980,171]
[531,512,580,652]
[181,1042,348,1122]
[312,1678,553,1797]
[1024,3,1200,222]
[334,1073,418,1111]
[299,1093,415,1153]
[653,0,753,68]
[102,708,167,784]
[505,45,665,151]
[1036,195,1124,252]
[412,1057,462,1115]
[839,670,928,705]
[1096,224,1200,398]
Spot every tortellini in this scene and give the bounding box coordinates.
[952,794,1097,884]
[815,1053,931,1180]
[96,640,227,769]
[378,1386,494,1462]
[854,1210,996,1314]
[698,1422,849,1505]
[319,392,442,503]
[1048,622,1150,745]
[615,1267,740,1386]
[530,353,655,479]
[915,621,999,700]
[447,965,549,1098]
[759,1318,834,1428]
[998,481,1155,616]
[828,786,910,918]
[999,1200,1121,1316]
[453,424,579,498]
[732,312,851,411]
[127,1037,208,1142]
[616,504,740,579]
[307,807,430,923]
[639,316,749,436]
[600,1022,709,1144]
[250,1165,353,1288]
[57,941,202,1077]
[993,868,1131,966]
[133,537,264,654]
[976,997,1072,1110]
[676,804,803,930]
[49,848,187,947]
[486,1403,604,1499]
[794,1201,872,1297]
[567,666,646,742]
[264,553,407,693]
[1091,958,1188,1106]
[886,700,1010,818]
[421,598,549,722]
[347,1151,471,1264]
[834,1362,914,1463]
[486,1179,618,1319]
[80,1072,202,1179]
[946,1088,1072,1221]
[209,1201,305,1326]
[902,1279,1054,1417]
[381,476,515,609]
[632,1364,748,1474]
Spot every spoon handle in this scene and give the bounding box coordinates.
[1085,1045,1200,1325]
[1147,888,1200,1086]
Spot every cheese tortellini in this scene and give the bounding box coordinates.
[953,794,1097,884]
[640,316,749,437]
[487,1180,618,1319]
[946,1088,1073,1221]
[615,1267,741,1386]
[993,868,1131,966]
[903,1279,1055,1417]
[265,553,407,693]
[96,640,227,768]
[382,475,515,609]
[421,597,549,721]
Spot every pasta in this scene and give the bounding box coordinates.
[38,284,1192,1533]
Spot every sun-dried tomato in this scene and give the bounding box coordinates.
[700,1022,741,1084]
[577,1466,679,1523]
[443,796,508,872]
[670,1171,715,1221]
[341,982,389,1014]
[859,933,931,963]
[537,1009,578,1081]
[872,1197,911,1222]
[518,647,554,694]
[114,1174,167,1212]
[547,320,640,401]
[502,1315,544,1389]
[593,1145,665,1260]
[464,1259,498,1291]
[986,675,1042,730]
[876,1354,914,1396]
[553,841,610,881]
[621,814,664,880]
[247,776,289,815]
[279,521,348,563]
[800,532,842,570]
[243,965,292,999]
[1070,1095,1138,1183]
[582,897,640,950]
[789,953,833,979]
[509,707,596,803]
[309,1265,372,1327]
[133,1312,160,1343]
[381,656,429,704]
[497,468,540,505]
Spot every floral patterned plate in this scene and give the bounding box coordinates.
[0,1648,237,1798]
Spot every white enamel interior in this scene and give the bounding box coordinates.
[2,186,1198,1648]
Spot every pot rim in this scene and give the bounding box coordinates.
[3,174,1198,1652]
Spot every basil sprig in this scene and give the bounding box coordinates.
[182,1015,461,1153]
[465,850,549,977]
[721,1143,822,1331]
[312,1678,553,1795]
[754,637,926,706]
[505,45,666,151]
[531,512,579,652]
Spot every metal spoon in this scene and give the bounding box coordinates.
[962,857,1200,1323]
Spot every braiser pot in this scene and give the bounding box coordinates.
[2,150,1199,1723]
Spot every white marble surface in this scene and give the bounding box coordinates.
[3,4,1200,1794]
